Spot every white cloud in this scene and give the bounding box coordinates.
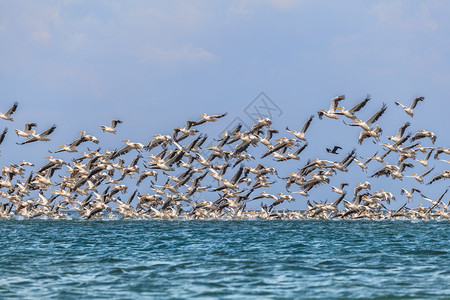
[139,44,217,64]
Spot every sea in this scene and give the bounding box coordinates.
[0,219,449,299]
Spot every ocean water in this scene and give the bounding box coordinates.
[0,220,449,299]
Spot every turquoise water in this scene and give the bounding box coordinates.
[0,220,449,299]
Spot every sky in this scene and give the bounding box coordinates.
[0,0,449,210]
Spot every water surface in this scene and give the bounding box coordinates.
[0,220,449,299]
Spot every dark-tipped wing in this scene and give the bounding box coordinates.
[395,122,410,139]
[0,127,7,145]
[366,103,387,126]
[111,119,123,128]
[40,124,57,136]
[348,94,371,114]
[6,102,18,116]
[329,95,345,111]
[24,123,37,131]
[411,97,424,109]
[300,115,314,134]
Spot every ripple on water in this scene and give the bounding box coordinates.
[0,220,449,299]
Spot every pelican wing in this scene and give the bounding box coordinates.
[300,115,314,134]
[348,94,371,114]
[111,119,123,128]
[6,102,18,117]
[395,122,410,139]
[0,127,7,145]
[366,103,387,127]
[40,124,57,137]
[411,97,424,109]
[329,95,345,112]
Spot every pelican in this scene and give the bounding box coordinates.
[434,147,450,160]
[428,170,450,185]
[52,136,88,153]
[111,140,144,159]
[14,123,37,138]
[387,122,410,143]
[358,125,383,144]
[286,115,314,141]
[332,182,348,195]
[17,124,57,145]
[101,119,122,134]
[335,94,371,120]
[411,130,437,144]
[187,113,227,127]
[405,167,434,184]
[0,102,18,121]
[317,95,344,119]
[79,131,100,144]
[344,103,387,131]
[401,187,421,202]
[416,149,434,168]
[395,97,424,117]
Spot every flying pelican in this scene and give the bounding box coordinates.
[0,102,18,121]
[427,170,450,185]
[400,187,421,202]
[286,115,314,141]
[14,123,37,138]
[111,140,145,159]
[405,167,434,184]
[79,131,100,144]
[332,182,348,195]
[187,113,227,127]
[52,136,88,153]
[395,97,424,117]
[101,119,122,134]
[317,95,345,120]
[335,94,371,120]
[411,130,437,144]
[387,122,410,143]
[17,124,57,145]
[344,103,387,131]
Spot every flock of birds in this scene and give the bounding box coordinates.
[0,96,449,220]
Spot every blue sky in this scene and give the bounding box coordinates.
[0,0,449,210]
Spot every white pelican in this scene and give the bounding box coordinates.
[79,131,100,144]
[395,97,424,117]
[286,115,314,141]
[187,113,227,127]
[405,167,434,184]
[400,187,421,202]
[387,122,410,143]
[17,124,57,145]
[101,119,122,134]
[14,123,37,138]
[345,103,387,131]
[111,140,144,159]
[317,95,344,119]
[0,102,18,121]
[53,136,88,153]
[336,94,371,120]
[411,130,437,144]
